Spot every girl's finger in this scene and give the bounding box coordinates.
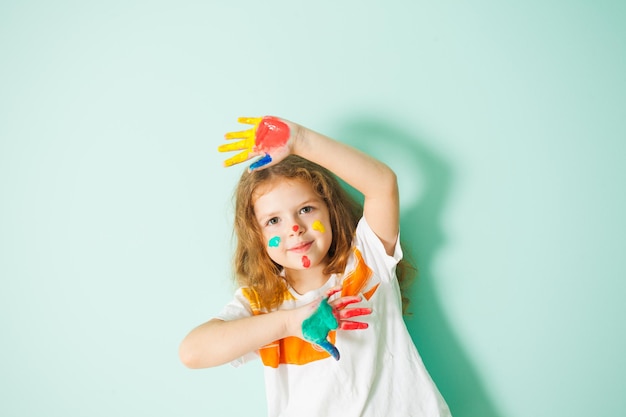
[330,295,362,310]
[338,307,372,319]
[339,321,369,330]
[325,286,342,298]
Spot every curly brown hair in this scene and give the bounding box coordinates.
[232,155,413,312]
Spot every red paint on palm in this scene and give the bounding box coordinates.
[256,116,290,150]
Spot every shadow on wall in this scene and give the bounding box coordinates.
[334,116,502,417]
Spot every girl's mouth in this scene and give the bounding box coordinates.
[288,241,313,253]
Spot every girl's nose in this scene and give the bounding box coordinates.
[291,224,304,234]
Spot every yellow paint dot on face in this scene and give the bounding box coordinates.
[312,220,325,233]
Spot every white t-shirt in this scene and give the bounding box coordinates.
[217,218,451,417]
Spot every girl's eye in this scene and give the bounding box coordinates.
[267,217,279,226]
[300,206,314,215]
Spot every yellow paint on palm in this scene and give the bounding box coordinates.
[218,117,261,167]
[218,116,289,169]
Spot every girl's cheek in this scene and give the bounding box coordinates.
[312,220,326,233]
[268,236,281,248]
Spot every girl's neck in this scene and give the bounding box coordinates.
[284,263,331,295]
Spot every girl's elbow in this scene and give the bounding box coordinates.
[179,319,225,369]
[178,340,217,369]
[375,163,398,189]
[383,168,399,195]
[386,166,398,185]
[179,342,200,369]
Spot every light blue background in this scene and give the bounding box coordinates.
[1,1,625,416]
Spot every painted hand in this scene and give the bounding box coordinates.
[301,287,372,361]
[328,287,372,331]
[302,297,340,360]
[218,116,291,170]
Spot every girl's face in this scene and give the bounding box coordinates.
[253,178,333,273]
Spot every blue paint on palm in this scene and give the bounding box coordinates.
[302,298,340,360]
[250,154,273,170]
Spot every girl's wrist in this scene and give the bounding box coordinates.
[287,121,306,156]
[282,307,304,339]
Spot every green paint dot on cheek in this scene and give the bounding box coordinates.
[269,236,280,247]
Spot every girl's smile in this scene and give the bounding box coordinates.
[288,241,313,252]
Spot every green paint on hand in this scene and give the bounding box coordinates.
[302,298,338,343]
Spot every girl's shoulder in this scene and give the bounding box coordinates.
[343,217,403,287]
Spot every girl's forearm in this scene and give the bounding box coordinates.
[291,124,399,252]
[292,125,397,200]
[179,309,293,369]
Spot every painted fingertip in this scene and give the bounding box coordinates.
[318,340,340,361]
[249,154,273,171]
[238,116,261,125]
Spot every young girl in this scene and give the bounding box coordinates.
[179,116,451,417]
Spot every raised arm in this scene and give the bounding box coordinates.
[219,117,399,254]
[291,123,399,255]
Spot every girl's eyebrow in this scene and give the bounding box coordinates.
[256,198,322,223]
[298,198,320,207]
[256,211,279,224]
